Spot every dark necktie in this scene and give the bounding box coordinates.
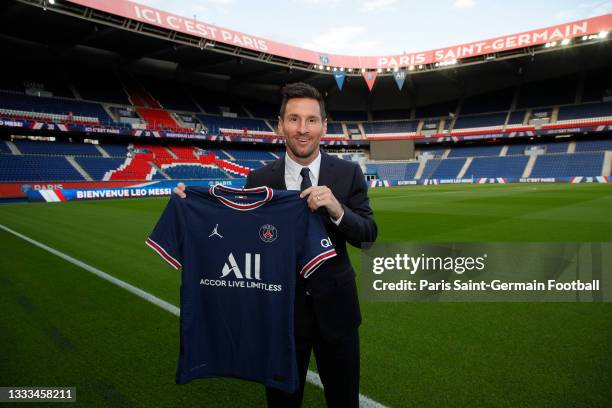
[300,167,312,192]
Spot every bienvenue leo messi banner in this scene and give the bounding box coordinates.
[26,179,246,203]
[367,177,611,188]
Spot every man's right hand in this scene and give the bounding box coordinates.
[173,182,187,198]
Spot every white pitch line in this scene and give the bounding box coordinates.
[0,223,389,408]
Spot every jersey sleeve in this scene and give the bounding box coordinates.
[145,195,185,270]
[298,213,337,279]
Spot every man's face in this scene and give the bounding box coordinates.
[278,97,327,164]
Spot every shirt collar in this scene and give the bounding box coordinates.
[285,150,321,182]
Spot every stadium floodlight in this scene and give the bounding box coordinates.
[333,67,337,71]
[561,38,570,46]
[347,68,353,72]
[325,66,331,71]
[418,65,423,69]
[377,68,383,73]
[393,67,399,72]
[49,0,55,4]
[361,68,366,73]
[582,35,588,41]
[340,67,345,72]
[408,65,415,71]
[599,31,609,38]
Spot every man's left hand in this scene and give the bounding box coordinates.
[300,185,344,220]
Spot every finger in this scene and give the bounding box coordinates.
[173,187,187,198]
[299,186,316,199]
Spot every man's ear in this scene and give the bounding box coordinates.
[322,117,328,136]
[277,115,283,135]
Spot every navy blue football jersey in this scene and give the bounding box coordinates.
[145,185,336,392]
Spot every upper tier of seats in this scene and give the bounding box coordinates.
[0,91,112,124]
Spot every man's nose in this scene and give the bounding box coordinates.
[297,120,308,134]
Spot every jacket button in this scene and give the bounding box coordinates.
[305,291,311,296]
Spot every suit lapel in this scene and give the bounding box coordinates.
[317,151,335,188]
[271,156,287,190]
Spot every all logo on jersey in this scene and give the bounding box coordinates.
[221,252,261,280]
[259,224,278,243]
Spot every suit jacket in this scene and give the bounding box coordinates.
[245,151,377,341]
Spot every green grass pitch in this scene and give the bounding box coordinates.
[1,183,611,407]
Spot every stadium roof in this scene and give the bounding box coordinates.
[3,0,612,106]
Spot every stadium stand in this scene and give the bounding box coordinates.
[159,164,228,179]
[530,153,605,177]
[464,156,530,178]
[368,162,419,179]
[447,145,502,158]
[0,155,84,181]
[224,149,277,161]
[452,113,507,130]
[14,140,101,156]
[363,121,418,134]
[517,75,580,108]
[0,91,112,125]
[557,102,612,121]
[75,157,126,180]
[330,111,368,121]
[575,139,612,152]
[461,88,515,115]
[196,114,271,134]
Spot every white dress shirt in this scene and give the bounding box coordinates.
[284,152,344,225]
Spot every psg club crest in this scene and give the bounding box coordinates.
[259,224,278,243]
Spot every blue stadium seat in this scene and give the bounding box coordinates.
[161,164,228,179]
[234,160,267,169]
[326,122,345,135]
[557,102,612,121]
[101,144,130,157]
[464,156,529,178]
[0,91,113,124]
[75,157,126,180]
[574,139,612,152]
[196,114,270,133]
[14,140,101,156]
[368,162,419,179]
[530,153,604,177]
[448,145,501,158]
[507,111,526,125]
[0,155,84,181]
[363,121,418,134]
[430,158,466,179]
[224,149,277,160]
[453,113,507,129]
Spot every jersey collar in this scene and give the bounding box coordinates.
[210,185,273,211]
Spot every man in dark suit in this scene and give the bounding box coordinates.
[175,82,377,407]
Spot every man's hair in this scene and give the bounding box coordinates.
[279,82,327,120]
